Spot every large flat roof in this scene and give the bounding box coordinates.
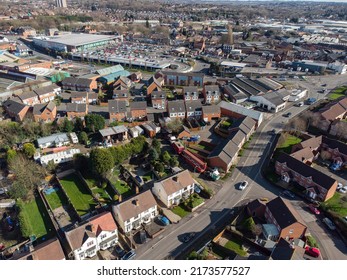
[34,34,117,47]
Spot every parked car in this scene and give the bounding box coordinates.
[329,162,341,171]
[337,183,343,190]
[121,250,136,260]
[135,175,143,184]
[194,185,201,194]
[282,112,292,118]
[282,190,295,199]
[322,217,336,230]
[114,245,125,258]
[338,187,347,194]
[238,181,248,190]
[305,246,320,258]
[183,232,196,243]
[157,215,170,226]
[294,102,304,107]
[321,84,327,87]
[309,204,320,215]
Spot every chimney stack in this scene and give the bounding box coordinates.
[133,199,139,206]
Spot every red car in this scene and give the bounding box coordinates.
[305,246,320,258]
[309,204,320,215]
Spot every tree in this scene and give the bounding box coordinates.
[151,138,161,154]
[169,156,179,167]
[78,131,89,145]
[148,147,159,162]
[161,151,171,164]
[46,160,57,174]
[6,149,17,164]
[8,181,28,199]
[154,162,165,173]
[22,143,36,158]
[85,114,105,133]
[61,117,74,132]
[74,117,84,132]
[90,148,114,177]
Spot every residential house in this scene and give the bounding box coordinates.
[270,238,305,260]
[128,71,142,82]
[232,116,257,141]
[112,89,130,106]
[185,100,202,119]
[159,71,205,87]
[264,197,307,241]
[40,148,81,166]
[130,101,147,120]
[152,170,195,208]
[112,190,158,234]
[202,85,221,104]
[108,100,127,122]
[247,199,266,219]
[2,99,30,122]
[167,100,186,119]
[11,238,65,260]
[65,212,118,260]
[275,152,337,201]
[319,97,347,122]
[150,91,166,109]
[16,44,29,56]
[70,91,98,104]
[146,77,162,95]
[62,77,97,92]
[36,133,70,149]
[207,138,239,172]
[16,91,40,105]
[182,86,199,101]
[321,136,347,165]
[177,125,191,139]
[66,103,88,120]
[113,76,132,89]
[202,104,221,122]
[33,85,61,103]
[33,101,57,123]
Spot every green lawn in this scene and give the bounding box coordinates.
[142,172,153,183]
[18,197,55,240]
[60,174,96,216]
[172,204,190,218]
[186,194,205,209]
[224,238,247,257]
[328,86,347,100]
[108,169,133,198]
[84,176,111,204]
[321,193,347,217]
[277,134,302,154]
[45,188,69,210]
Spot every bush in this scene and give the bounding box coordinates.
[306,236,319,248]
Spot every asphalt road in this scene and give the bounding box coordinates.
[134,76,347,260]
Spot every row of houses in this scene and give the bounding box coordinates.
[274,134,343,202]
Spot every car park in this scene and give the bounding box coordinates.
[305,246,320,258]
[121,250,136,260]
[308,204,320,215]
[238,181,248,190]
[322,217,336,230]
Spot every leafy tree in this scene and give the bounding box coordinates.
[6,149,17,164]
[22,143,36,158]
[74,117,84,132]
[78,131,89,145]
[151,138,161,153]
[148,147,159,162]
[85,114,105,133]
[73,153,90,174]
[161,151,171,164]
[46,160,57,174]
[90,148,114,177]
[169,156,179,167]
[109,121,119,127]
[154,162,165,173]
[8,181,28,199]
[61,117,74,132]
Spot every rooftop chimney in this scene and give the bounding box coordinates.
[133,199,139,206]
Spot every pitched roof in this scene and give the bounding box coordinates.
[71,91,88,99]
[154,169,195,196]
[113,190,157,222]
[185,100,202,112]
[295,136,322,151]
[33,101,56,115]
[233,116,256,135]
[204,85,220,93]
[2,99,27,114]
[17,90,38,101]
[66,212,117,251]
[320,97,347,121]
[219,101,263,123]
[276,152,336,190]
[108,100,127,114]
[168,100,185,113]
[202,104,220,114]
[66,103,87,113]
[208,138,239,165]
[290,147,315,162]
[270,238,295,260]
[151,91,166,100]
[33,84,59,96]
[322,136,347,155]
[130,101,147,110]
[228,130,246,146]
[266,197,304,229]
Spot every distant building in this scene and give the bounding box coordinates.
[56,0,67,8]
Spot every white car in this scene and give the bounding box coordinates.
[337,183,343,190]
[338,188,347,194]
[239,181,248,190]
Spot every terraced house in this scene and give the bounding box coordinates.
[65,212,118,260]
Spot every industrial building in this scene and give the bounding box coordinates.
[32,34,119,53]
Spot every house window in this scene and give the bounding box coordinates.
[87,241,94,247]
[100,234,107,239]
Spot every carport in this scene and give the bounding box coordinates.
[162,208,181,224]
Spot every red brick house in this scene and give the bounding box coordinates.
[2,99,30,122]
[146,77,162,95]
[108,100,127,122]
[202,85,221,104]
[264,197,307,241]
[128,71,142,82]
[33,85,61,103]
[66,103,88,120]
[130,101,147,120]
[33,101,57,123]
[319,97,347,122]
[275,152,337,202]
[113,76,132,89]
[202,104,221,122]
[112,89,130,106]
[16,91,40,105]
[62,77,97,92]
[321,136,347,165]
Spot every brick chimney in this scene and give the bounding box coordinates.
[118,194,122,203]
[135,186,140,194]
[133,199,139,206]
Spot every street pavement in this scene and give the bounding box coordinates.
[134,76,347,260]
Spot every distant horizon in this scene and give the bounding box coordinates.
[194,0,347,2]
